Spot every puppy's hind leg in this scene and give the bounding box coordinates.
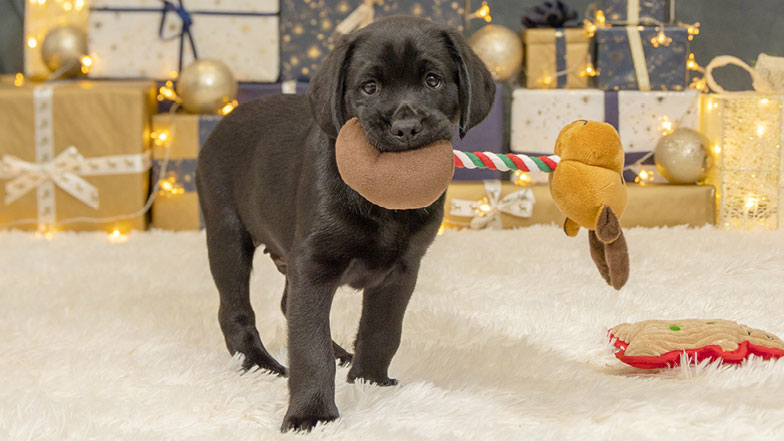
[281,283,353,366]
[205,215,287,376]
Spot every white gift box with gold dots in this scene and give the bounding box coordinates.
[510,88,699,182]
[87,0,279,81]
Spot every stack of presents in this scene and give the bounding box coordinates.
[1,0,782,234]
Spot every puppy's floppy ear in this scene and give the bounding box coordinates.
[308,34,356,139]
[442,29,496,138]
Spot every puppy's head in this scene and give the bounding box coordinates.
[308,16,495,151]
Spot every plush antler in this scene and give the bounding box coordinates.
[589,206,629,290]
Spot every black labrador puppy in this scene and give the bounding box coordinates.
[196,16,495,432]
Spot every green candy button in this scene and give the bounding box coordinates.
[669,325,682,331]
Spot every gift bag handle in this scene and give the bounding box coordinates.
[704,55,758,93]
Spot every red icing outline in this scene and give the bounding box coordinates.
[608,332,784,369]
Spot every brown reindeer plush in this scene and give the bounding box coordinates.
[549,120,630,290]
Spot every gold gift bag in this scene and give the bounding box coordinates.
[701,56,784,230]
[0,81,156,232]
[523,28,591,89]
[701,94,784,230]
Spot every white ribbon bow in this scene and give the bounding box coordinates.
[2,146,151,210]
[3,146,99,209]
[449,180,536,230]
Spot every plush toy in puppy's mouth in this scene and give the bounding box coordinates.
[335,117,455,210]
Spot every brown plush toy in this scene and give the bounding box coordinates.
[335,118,455,210]
[549,120,629,290]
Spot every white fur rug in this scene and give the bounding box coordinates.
[3,226,784,440]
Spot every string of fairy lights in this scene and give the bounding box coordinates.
[7,0,782,236]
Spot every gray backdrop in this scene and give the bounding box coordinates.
[2,0,782,90]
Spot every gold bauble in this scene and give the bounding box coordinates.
[654,128,711,184]
[467,25,523,82]
[176,59,238,114]
[41,25,87,78]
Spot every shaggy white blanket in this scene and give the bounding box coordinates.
[2,226,784,440]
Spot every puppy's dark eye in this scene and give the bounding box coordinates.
[425,74,442,89]
[361,81,378,95]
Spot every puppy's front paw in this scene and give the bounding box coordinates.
[280,406,338,432]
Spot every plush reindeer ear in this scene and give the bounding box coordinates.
[442,29,496,139]
[307,34,356,139]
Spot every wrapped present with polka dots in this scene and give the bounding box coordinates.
[87,0,279,81]
[594,25,689,91]
[280,0,464,82]
[510,88,699,183]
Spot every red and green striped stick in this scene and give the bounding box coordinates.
[453,151,560,173]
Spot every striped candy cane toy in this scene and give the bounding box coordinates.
[453,151,561,173]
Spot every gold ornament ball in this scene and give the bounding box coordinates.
[41,25,87,78]
[654,128,711,184]
[176,59,238,114]
[468,25,523,82]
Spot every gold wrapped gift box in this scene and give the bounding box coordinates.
[0,81,155,232]
[151,113,222,231]
[523,28,591,89]
[444,182,715,229]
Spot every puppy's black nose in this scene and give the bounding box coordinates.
[390,118,423,144]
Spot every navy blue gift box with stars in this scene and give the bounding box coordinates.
[279,0,465,82]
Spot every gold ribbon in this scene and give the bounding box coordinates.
[0,84,151,227]
[607,0,676,25]
[449,180,535,230]
[626,26,651,91]
[626,0,640,25]
[334,0,380,35]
